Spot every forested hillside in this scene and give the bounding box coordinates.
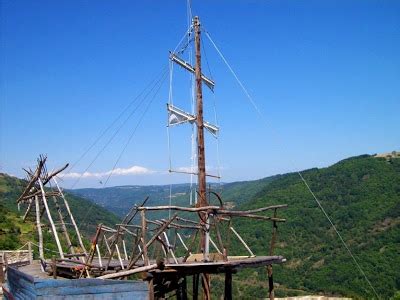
[225,155,400,299]
[72,154,400,299]
[0,173,119,252]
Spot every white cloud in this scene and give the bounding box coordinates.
[61,165,155,179]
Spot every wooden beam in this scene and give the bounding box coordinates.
[218,204,288,215]
[136,204,287,216]
[224,271,232,300]
[34,195,44,260]
[128,214,177,269]
[53,177,87,255]
[38,178,64,259]
[17,157,46,203]
[22,199,33,221]
[230,227,255,257]
[141,210,149,266]
[52,195,74,254]
[98,263,158,279]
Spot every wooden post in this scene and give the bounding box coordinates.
[141,210,148,265]
[177,276,188,300]
[23,199,33,221]
[268,209,278,300]
[53,177,87,255]
[214,217,226,260]
[194,15,207,209]
[201,273,211,300]
[224,271,232,300]
[52,256,57,279]
[193,15,210,264]
[0,255,4,283]
[193,274,199,300]
[122,239,128,260]
[104,234,112,255]
[128,214,177,269]
[38,178,64,259]
[140,211,154,300]
[28,241,33,264]
[35,195,44,260]
[96,244,103,268]
[267,266,274,300]
[87,224,103,265]
[115,244,124,270]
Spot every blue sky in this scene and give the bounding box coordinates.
[1,0,399,188]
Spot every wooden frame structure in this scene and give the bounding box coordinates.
[15,156,287,299]
[17,155,87,263]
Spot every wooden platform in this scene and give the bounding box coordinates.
[163,255,286,275]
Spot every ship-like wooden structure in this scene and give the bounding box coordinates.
[5,16,288,300]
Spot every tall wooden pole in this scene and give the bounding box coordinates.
[194,16,211,300]
[194,15,209,254]
[194,15,207,209]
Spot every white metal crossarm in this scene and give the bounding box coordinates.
[167,103,196,126]
[167,103,219,136]
[169,52,215,90]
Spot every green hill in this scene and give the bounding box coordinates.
[0,173,120,253]
[72,154,399,299]
[225,154,400,299]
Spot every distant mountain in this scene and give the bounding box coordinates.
[69,178,276,217]
[71,154,400,298]
[0,173,119,252]
[70,183,193,217]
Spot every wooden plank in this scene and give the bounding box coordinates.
[98,264,158,280]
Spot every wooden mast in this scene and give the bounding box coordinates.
[194,15,210,258]
[194,15,207,209]
[194,15,211,299]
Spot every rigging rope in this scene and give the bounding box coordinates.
[103,73,168,188]
[202,34,221,185]
[68,68,168,189]
[65,67,168,178]
[204,29,380,299]
[76,71,168,233]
